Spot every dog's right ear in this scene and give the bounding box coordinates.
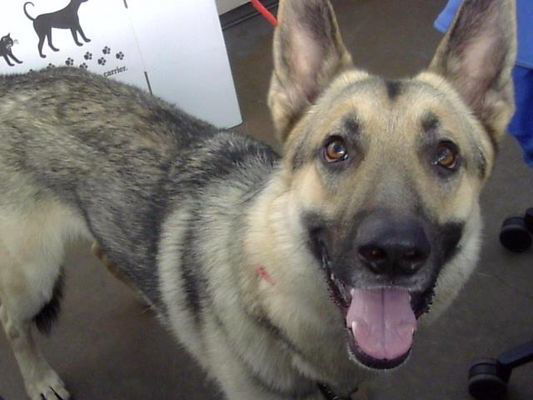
[268,0,353,143]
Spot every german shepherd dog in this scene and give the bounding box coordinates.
[0,0,516,399]
[24,0,91,58]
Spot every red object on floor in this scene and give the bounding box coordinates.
[250,0,278,26]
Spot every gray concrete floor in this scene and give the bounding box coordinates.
[1,1,533,399]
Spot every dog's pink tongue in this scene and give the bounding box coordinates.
[346,288,416,361]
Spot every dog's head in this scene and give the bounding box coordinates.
[268,0,516,370]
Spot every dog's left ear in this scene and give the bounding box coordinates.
[268,0,353,143]
[429,0,517,145]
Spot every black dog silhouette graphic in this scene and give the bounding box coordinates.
[24,0,91,58]
[0,34,23,66]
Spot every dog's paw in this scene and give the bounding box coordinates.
[27,371,70,400]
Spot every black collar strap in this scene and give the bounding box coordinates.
[317,383,352,400]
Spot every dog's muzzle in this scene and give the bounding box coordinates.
[313,213,438,370]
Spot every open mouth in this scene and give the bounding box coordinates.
[319,245,435,370]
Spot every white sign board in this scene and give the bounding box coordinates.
[0,0,242,128]
[216,0,249,14]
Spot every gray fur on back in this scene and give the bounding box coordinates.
[0,67,278,308]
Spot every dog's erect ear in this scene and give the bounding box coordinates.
[268,0,353,143]
[429,0,517,145]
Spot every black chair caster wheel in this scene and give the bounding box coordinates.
[469,341,533,399]
[468,359,509,400]
[500,217,532,252]
[525,208,533,232]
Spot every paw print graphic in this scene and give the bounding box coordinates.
[65,57,74,66]
[97,57,106,66]
[47,63,55,69]
[79,63,88,70]
[84,51,93,60]
[102,46,111,55]
[115,51,124,60]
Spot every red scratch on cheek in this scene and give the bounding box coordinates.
[256,265,276,286]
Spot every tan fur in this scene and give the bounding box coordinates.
[0,0,517,399]
[0,200,88,399]
[428,0,516,142]
[267,0,516,251]
[269,0,354,141]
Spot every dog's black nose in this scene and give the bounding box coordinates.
[357,215,431,276]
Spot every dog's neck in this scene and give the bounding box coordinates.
[240,173,368,394]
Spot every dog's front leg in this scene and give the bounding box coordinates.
[0,295,69,399]
[76,24,91,43]
[69,28,83,46]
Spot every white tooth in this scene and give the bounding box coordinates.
[351,321,357,334]
[350,288,355,296]
[330,273,335,280]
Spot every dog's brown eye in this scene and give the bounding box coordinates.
[324,138,348,163]
[434,141,459,170]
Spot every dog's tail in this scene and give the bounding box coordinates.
[23,2,35,21]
